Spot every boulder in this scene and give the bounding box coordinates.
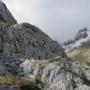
[41,63,73,90]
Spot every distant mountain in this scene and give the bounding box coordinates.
[0,0,17,24]
[63,28,90,64]
[63,28,90,52]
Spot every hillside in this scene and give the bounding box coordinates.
[0,0,90,90]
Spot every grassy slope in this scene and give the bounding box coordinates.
[0,76,41,90]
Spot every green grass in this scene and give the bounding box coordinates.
[0,76,41,90]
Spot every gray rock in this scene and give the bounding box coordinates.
[82,63,90,81]
[0,23,67,60]
[74,28,88,41]
[0,0,17,24]
[0,1,68,79]
[20,59,40,81]
[75,85,90,90]
[41,63,73,90]
[47,72,73,90]
[0,1,90,90]
[71,61,82,75]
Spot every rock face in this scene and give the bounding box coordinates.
[20,58,90,90]
[1,23,66,60]
[0,0,17,24]
[0,0,68,75]
[75,85,90,90]
[63,28,90,65]
[0,1,66,60]
[20,59,40,81]
[74,28,88,41]
[0,1,90,90]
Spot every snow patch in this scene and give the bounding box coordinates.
[65,30,90,53]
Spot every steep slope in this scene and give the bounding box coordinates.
[0,0,17,24]
[0,1,90,90]
[0,0,68,76]
[1,23,66,60]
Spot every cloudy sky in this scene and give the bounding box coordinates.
[2,0,90,42]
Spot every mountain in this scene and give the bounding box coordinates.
[0,0,17,24]
[63,28,90,64]
[63,28,90,52]
[0,0,69,77]
[74,28,88,41]
[1,23,67,60]
[0,1,67,60]
[0,0,90,90]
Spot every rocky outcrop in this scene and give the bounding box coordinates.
[20,58,90,90]
[0,0,17,24]
[0,0,69,77]
[0,1,90,90]
[75,85,90,90]
[0,23,66,60]
[41,63,73,90]
[21,59,74,90]
[74,28,88,41]
[63,27,88,49]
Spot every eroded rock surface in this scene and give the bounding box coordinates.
[0,0,17,24]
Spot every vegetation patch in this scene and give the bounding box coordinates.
[0,76,41,90]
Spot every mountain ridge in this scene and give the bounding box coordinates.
[63,28,90,52]
[0,0,17,24]
[0,1,90,90]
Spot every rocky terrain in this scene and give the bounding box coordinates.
[0,0,90,90]
[0,0,67,75]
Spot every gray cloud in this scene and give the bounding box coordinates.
[3,0,90,42]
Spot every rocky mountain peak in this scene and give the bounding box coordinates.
[74,28,88,41]
[1,22,67,60]
[0,1,70,82]
[0,0,17,24]
[63,28,90,52]
[0,1,67,60]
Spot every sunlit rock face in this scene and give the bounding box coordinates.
[20,58,90,90]
[74,28,88,41]
[41,63,73,90]
[0,22,66,60]
[75,85,90,90]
